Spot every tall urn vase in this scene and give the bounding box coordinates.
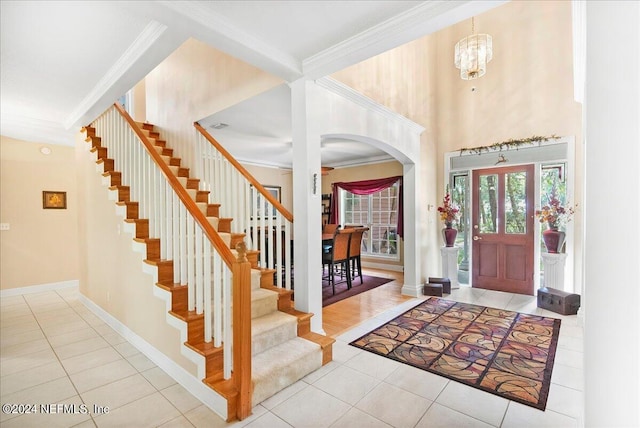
[442,222,457,247]
[542,222,566,253]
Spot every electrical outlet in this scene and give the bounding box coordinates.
[0,223,10,231]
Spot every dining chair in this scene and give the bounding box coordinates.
[322,229,352,295]
[322,223,339,254]
[348,228,366,285]
[323,223,339,234]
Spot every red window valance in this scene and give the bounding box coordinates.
[331,176,403,238]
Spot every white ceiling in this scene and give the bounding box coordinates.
[0,0,504,166]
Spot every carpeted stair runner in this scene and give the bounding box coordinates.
[244,261,322,405]
[140,122,325,407]
[88,120,328,412]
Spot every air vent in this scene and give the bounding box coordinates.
[210,123,229,129]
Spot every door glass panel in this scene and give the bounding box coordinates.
[478,174,498,233]
[452,173,469,285]
[505,171,527,234]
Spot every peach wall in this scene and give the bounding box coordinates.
[0,137,79,289]
[243,164,293,212]
[331,1,582,283]
[75,132,197,375]
[144,38,283,172]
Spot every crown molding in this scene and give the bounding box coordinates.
[158,0,301,80]
[315,77,425,135]
[63,21,168,130]
[303,0,507,79]
[0,114,76,146]
[303,2,448,74]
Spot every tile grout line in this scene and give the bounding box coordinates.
[54,290,205,428]
[2,293,91,425]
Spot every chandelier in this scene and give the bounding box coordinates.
[454,17,493,80]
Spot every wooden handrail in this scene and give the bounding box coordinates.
[114,104,235,268]
[194,122,294,223]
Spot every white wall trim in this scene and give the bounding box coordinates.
[401,283,423,298]
[64,21,168,130]
[0,280,79,297]
[571,0,586,104]
[315,77,425,135]
[0,115,77,146]
[78,294,229,421]
[362,261,403,273]
[303,1,507,79]
[158,0,301,80]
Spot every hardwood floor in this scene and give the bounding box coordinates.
[322,268,412,337]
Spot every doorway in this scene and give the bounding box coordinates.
[471,164,535,295]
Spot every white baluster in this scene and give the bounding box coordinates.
[204,242,212,343]
[195,225,203,315]
[213,251,221,347]
[285,220,292,290]
[172,192,180,284]
[275,214,282,288]
[180,204,187,286]
[187,214,195,312]
[165,176,172,261]
[223,267,232,379]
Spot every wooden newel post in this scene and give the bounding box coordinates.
[233,241,253,420]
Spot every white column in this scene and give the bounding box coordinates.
[584,2,639,427]
[400,162,422,297]
[291,79,324,334]
[540,253,567,291]
[440,247,459,290]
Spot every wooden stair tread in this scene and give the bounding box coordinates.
[133,237,159,244]
[261,283,292,293]
[301,331,335,348]
[143,258,172,267]
[156,282,187,293]
[168,309,203,323]
[86,117,320,420]
[281,307,313,322]
[203,376,238,400]
[184,340,223,357]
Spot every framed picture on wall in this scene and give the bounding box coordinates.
[251,185,281,219]
[43,191,67,209]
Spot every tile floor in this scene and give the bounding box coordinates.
[1,285,583,427]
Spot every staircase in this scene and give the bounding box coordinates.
[82,104,334,421]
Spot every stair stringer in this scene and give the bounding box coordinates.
[84,135,230,420]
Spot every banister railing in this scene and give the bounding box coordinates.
[91,104,252,418]
[194,122,294,290]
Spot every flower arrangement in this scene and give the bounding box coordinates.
[437,191,460,227]
[535,192,576,229]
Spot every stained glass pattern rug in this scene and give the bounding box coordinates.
[350,297,561,410]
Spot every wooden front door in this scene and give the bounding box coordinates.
[472,165,535,295]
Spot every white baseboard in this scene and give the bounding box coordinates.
[362,261,403,272]
[401,282,423,297]
[0,280,79,297]
[78,294,229,421]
